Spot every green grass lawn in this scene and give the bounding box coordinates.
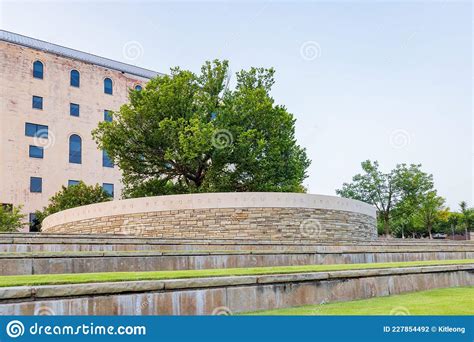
[244,287,474,315]
[0,259,472,287]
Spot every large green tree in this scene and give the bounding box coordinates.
[336,160,433,236]
[92,60,310,197]
[35,182,111,228]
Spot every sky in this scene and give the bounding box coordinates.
[1,0,472,209]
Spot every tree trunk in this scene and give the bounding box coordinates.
[383,214,390,238]
[428,224,432,239]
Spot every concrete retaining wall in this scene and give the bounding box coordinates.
[41,193,377,242]
[0,264,472,315]
[1,250,473,276]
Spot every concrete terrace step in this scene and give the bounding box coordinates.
[0,247,472,276]
[2,264,472,300]
[0,233,472,246]
[0,263,472,315]
[1,240,474,252]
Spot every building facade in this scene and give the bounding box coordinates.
[0,30,161,230]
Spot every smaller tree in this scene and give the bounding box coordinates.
[336,160,396,237]
[0,205,25,232]
[336,160,433,237]
[459,201,473,240]
[432,208,451,235]
[447,212,462,237]
[413,191,446,239]
[35,182,111,228]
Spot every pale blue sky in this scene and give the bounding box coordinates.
[1,1,472,208]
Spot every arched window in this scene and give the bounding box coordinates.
[69,134,82,164]
[134,84,142,91]
[33,61,43,79]
[104,78,113,94]
[70,70,80,87]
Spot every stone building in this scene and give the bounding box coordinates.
[0,30,162,230]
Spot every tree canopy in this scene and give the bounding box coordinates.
[92,60,310,198]
[35,182,111,228]
[336,160,433,236]
[0,205,25,232]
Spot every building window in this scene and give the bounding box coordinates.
[32,96,43,110]
[104,78,113,94]
[68,180,80,187]
[70,103,80,117]
[104,110,112,122]
[30,177,42,193]
[33,61,43,79]
[102,150,114,168]
[134,85,142,91]
[29,213,39,232]
[25,123,48,138]
[102,183,114,197]
[69,134,82,164]
[29,146,44,159]
[70,70,80,87]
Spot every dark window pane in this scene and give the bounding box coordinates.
[69,134,82,164]
[70,103,80,117]
[29,213,39,232]
[32,96,43,109]
[104,78,113,94]
[102,183,114,197]
[29,146,44,159]
[25,123,48,138]
[102,150,114,168]
[33,61,43,79]
[70,70,80,87]
[135,85,142,91]
[30,177,42,193]
[104,110,112,122]
[36,125,48,138]
[25,123,37,137]
[68,180,80,187]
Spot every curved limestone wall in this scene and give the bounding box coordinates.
[42,193,377,242]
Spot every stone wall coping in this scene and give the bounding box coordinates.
[1,264,471,301]
[0,247,472,259]
[42,192,376,230]
[2,234,472,247]
[3,238,473,247]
